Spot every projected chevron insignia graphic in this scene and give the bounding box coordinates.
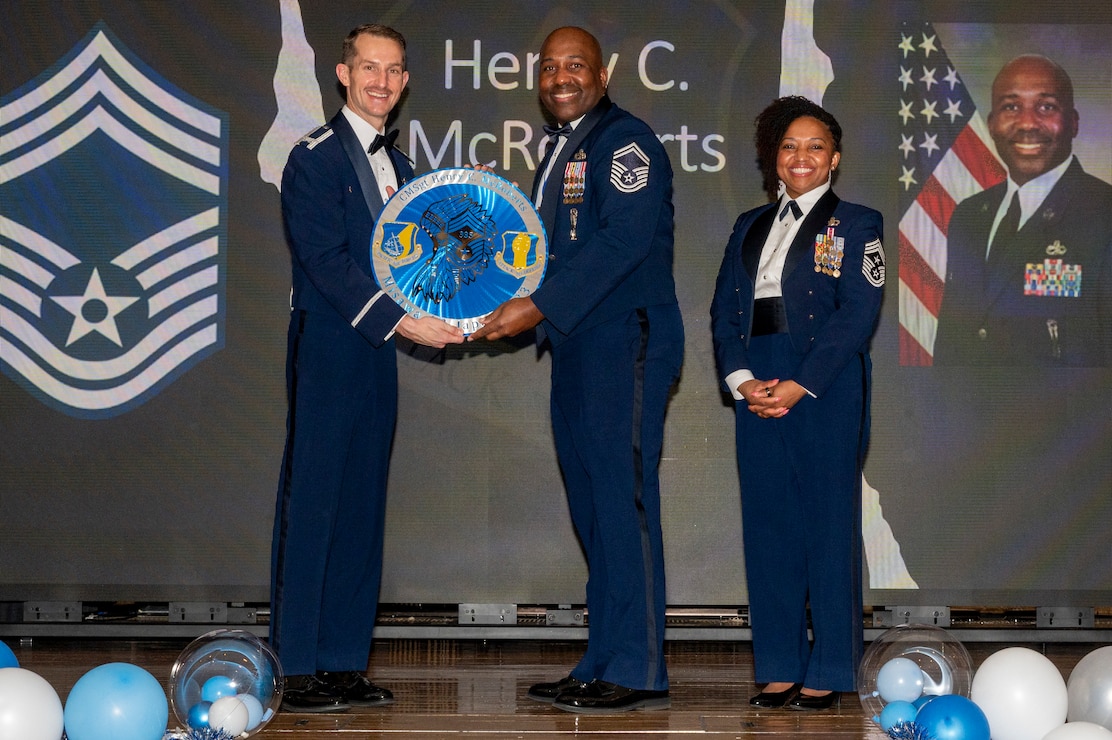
[0,22,229,419]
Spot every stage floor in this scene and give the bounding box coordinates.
[10,638,1098,738]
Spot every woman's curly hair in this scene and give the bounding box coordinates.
[754,96,842,201]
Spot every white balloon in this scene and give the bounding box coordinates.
[209,695,250,737]
[1068,645,1112,731]
[1042,722,1112,740]
[971,647,1068,740]
[0,667,64,740]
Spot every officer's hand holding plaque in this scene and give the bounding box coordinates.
[372,168,547,335]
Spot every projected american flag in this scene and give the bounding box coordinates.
[896,21,1007,365]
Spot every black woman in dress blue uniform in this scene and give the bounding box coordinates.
[271,25,462,713]
[711,97,884,710]
[470,27,683,714]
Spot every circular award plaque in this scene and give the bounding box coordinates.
[371,167,547,334]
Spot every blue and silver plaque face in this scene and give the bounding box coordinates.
[371,168,547,334]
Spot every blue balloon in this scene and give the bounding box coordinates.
[201,674,238,702]
[64,662,169,740]
[0,640,17,668]
[915,694,990,740]
[877,657,925,702]
[914,693,939,710]
[879,700,920,731]
[240,694,264,730]
[188,700,213,729]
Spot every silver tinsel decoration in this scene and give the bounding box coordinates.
[887,721,935,740]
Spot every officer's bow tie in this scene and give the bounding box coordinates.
[368,129,400,154]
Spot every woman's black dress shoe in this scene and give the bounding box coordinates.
[749,683,801,708]
[787,690,837,710]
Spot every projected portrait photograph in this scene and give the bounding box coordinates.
[896,23,1112,367]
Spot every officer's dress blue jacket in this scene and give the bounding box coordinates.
[935,157,1112,366]
[271,108,412,676]
[284,110,409,339]
[529,96,683,692]
[710,190,883,691]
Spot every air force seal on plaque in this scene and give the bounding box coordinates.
[0,22,228,419]
[371,168,547,334]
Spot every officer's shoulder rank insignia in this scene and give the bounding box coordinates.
[297,125,333,150]
[610,142,650,193]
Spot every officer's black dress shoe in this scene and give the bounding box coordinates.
[281,674,350,713]
[318,670,394,706]
[552,679,670,713]
[527,674,588,703]
[787,690,837,710]
[749,682,802,708]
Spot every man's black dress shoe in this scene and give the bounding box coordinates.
[527,675,588,703]
[787,690,837,710]
[749,683,801,708]
[317,670,394,707]
[552,679,670,714]
[281,674,350,713]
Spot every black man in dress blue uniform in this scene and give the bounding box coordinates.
[469,27,683,714]
[934,54,1112,366]
[271,24,462,714]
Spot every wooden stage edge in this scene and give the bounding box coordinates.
[3,601,1111,641]
[7,636,1108,739]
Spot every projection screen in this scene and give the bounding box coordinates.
[2,1,1109,612]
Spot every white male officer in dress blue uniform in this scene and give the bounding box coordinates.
[271,23,463,713]
[470,26,684,714]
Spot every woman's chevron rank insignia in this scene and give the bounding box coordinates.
[862,238,885,287]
